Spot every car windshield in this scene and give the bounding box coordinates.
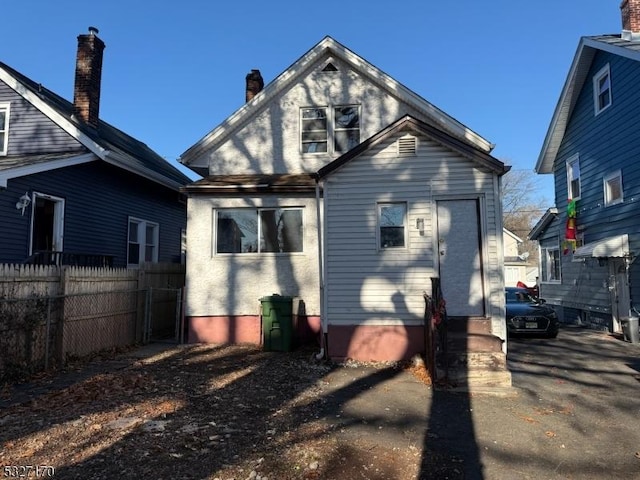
[506,290,536,303]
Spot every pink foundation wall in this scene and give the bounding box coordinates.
[327,325,425,362]
[188,315,322,346]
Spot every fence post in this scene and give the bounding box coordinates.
[174,288,182,343]
[45,297,52,370]
[144,286,153,344]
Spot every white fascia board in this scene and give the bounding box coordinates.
[0,67,108,160]
[180,37,493,166]
[535,40,589,174]
[0,152,97,187]
[103,150,184,192]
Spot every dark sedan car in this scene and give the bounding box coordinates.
[505,287,559,338]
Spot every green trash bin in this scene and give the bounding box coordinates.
[260,295,293,352]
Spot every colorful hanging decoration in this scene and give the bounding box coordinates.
[563,199,577,254]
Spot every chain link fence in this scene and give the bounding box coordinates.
[0,288,182,383]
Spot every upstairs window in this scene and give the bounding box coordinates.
[593,64,611,115]
[378,202,407,249]
[216,208,303,254]
[301,105,360,154]
[604,170,623,206]
[566,155,581,200]
[301,108,327,153]
[128,217,159,267]
[0,103,9,156]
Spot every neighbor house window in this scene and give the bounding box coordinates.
[301,105,360,154]
[215,208,303,254]
[0,103,9,156]
[128,217,159,266]
[566,155,581,200]
[541,246,561,283]
[604,170,623,206]
[378,202,407,249]
[593,64,612,115]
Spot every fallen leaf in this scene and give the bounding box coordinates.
[545,431,556,438]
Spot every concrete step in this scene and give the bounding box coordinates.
[446,332,504,353]
[445,351,507,371]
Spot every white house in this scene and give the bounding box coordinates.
[180,37,510,374]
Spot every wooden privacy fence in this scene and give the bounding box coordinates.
[0,263,185,383]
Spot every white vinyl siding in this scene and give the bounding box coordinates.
[322,133,502,327]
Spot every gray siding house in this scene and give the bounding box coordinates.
[531,1,640,332]
[180,36,511,387]
[0,29,191,268]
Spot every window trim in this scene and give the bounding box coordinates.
[603,170,623,207]
[214,207,305,255]
[566,154,581,201]
[0,103,10,156]
[127,217,159,268]
[593,64,612,115]
[300,104,360,155]
[377,202,408,251]
[540,245,561,284]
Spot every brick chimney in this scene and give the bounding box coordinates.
[245,69,264,103]
[621,0,640,40]
[74,27,105,128]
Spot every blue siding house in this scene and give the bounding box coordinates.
[0,28,191,268]
[531,0,640,332]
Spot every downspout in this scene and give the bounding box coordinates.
[314,178,326,360]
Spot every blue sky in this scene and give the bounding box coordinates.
[1,1,624,204]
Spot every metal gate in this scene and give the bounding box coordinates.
[144,287,184,343]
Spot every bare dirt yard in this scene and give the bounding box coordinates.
[0,344,460,480]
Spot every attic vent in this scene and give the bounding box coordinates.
[322,62,338,72]
[398,136,417,156]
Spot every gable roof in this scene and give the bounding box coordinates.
[179,36,495,169]
[503,228,523,244]
[528,207,558,241]
[0,61,191,191]
[535,34,640,174]
[317,115,509,179]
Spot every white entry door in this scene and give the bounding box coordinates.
[436,199,485,317]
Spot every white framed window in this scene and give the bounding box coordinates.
[566,155,581,200]
[215,208,304,254]
[604,170,623,206]
[541,246,561,283]
[593,64,612,115]
[378,202,407,249]
[0,103,10,156]
[301,105,360,154]
[30,192,65,255]
[128,217,159,267]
